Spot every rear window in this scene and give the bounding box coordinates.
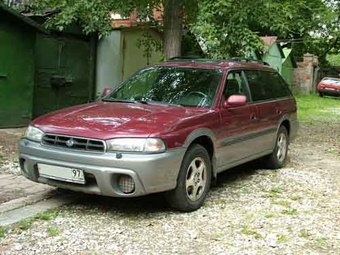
[244,70,291,102]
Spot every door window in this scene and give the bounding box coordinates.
[224,71,250,100]
[244,70,291,102]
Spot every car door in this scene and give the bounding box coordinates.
[215,70,259,171]
[243,70,281,153]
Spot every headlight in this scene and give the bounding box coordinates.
[106,138,166,153]
[25,126,44,142]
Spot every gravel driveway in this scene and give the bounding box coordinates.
[1,123,339,255]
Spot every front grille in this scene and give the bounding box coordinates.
[42,134,105,152]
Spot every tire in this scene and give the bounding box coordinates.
[319,92,324,97]
[166,144,212,212]
[265,126,289,169]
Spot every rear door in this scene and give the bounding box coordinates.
[243,70,285,153]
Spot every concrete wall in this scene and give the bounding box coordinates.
[120,28,162,81]
[96,28,162,97]
[96,31,122,96]
[292,54,319,94]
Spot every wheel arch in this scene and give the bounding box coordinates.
[183,128,217,181]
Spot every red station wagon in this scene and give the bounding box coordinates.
[19,59,298,211]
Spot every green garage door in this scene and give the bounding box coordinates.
[33,34,95,117]
[0,21,35,127]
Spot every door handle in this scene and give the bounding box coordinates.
[250,114,257,120]
[276,109,282,115]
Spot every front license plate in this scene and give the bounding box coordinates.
[38,164,85,184]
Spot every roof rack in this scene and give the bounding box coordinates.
[229,57,270,66]
[167,56,223,64]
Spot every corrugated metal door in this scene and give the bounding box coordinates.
[0,22,34,127]
[33,34,95,117]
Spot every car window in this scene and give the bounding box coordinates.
[224,71,250,101]
[105,67,222,108]
[244,70,291,101]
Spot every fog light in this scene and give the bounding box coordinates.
[118,175,135,194]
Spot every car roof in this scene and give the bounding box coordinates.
[157,58,275,71]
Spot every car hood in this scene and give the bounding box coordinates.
[32,101,205,140]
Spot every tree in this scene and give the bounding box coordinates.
[29,0,197,60]
[191,0,339,61]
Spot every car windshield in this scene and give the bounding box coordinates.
[103,66,222,107]
[322,78,340,86]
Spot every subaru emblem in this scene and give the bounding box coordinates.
[66,138,74,147]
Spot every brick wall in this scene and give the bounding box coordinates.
[292,54,319,94]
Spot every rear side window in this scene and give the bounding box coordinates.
[244,70,291,102]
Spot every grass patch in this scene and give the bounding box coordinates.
[0,226,6,238]
[295,94,340,123]
[289,195,301,201]
[281,208,297,216]
[47,226,60,237]
[36,210,59,221]
[241,226,262,239]
[273,200,291,207]
[264,213,275,219]
[277,234,288,242]
[18,218,33,231]
[299,229,311,238]
[316,237,327,246]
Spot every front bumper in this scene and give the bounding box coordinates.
[19,139,185,197]
[318,88,340,97]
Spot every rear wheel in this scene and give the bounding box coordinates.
[166,144,211,212]
[265,126,289,169]
[319,92,324,97]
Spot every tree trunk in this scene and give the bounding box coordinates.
[163,0,183,60]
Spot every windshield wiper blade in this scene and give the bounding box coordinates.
[102,98,134,103]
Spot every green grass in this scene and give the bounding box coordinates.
[47,226,60,237]
[281,208,298,216]
[0,226,6,238]
[36,210,59,221]
[241,226,262,239]
[277,234,288,242]
[299,229,311,238]
[295,94,340,123]
[18,218,33,231]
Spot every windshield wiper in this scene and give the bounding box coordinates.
[102,98,135,103]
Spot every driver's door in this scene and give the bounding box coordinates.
[215,71,258,171]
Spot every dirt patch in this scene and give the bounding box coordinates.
[0,128,25,168]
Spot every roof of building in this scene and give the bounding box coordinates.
[0,2,48,33]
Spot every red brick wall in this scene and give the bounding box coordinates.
[292,54,318,94]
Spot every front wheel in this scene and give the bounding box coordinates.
[265,126,289,169]
[166,144,211,212]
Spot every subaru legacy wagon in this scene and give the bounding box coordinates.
[19,59,298,211]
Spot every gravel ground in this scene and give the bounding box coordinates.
[0,123,339,255]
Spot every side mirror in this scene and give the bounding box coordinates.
[101,88,113,97]
[223,95,247,108]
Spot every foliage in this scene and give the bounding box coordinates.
[327,54,340,66]
[18,0,339,60]
[192,0,338,59]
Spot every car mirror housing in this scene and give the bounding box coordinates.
[223,95,247,108]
